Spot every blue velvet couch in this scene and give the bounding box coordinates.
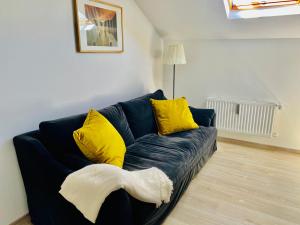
[13,90,217,225]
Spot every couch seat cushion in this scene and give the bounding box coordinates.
[123,126,217,225]
[123,126,217,183]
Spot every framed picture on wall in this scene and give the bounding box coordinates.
[74,0,124,53]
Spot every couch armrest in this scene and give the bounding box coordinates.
[189,107,216,127]
[13,134,72,194]
[14,133,134,225]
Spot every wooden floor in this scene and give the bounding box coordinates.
[163,142,300,225]
[15,142,300,225]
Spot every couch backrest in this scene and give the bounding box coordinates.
[38,90,166,158]
[119,90,166,139]
[39,104,135,159]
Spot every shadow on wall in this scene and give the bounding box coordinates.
[1,85,147,139]
[46,86,147,120]
[151,30,163,90]
[0,139,27,224]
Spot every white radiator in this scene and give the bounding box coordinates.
[206,98,280,137]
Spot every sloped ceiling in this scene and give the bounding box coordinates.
[135,0,300,39]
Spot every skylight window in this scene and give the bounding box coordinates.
[224,0,300,19]
[231,0,300,10]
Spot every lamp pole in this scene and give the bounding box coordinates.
[163,44,186,99]
[173,64,176,100]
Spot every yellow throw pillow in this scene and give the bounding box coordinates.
[73,109,126,168]
[150,97,199,135]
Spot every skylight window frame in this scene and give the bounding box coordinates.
[224,0,300,19]
[230,0,300,11]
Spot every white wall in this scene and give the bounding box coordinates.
[164,39,300,151]
[135,0,300,150]
[0,0,163,224]
[135,0,300,39]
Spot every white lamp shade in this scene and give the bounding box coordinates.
[163,44,187,65]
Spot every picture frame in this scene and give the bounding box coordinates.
[74,0,124,53]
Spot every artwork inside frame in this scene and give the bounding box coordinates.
[75,0,124,53]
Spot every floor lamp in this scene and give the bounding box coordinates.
[163,44,187,99]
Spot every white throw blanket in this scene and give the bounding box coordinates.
[59,164,173,223]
